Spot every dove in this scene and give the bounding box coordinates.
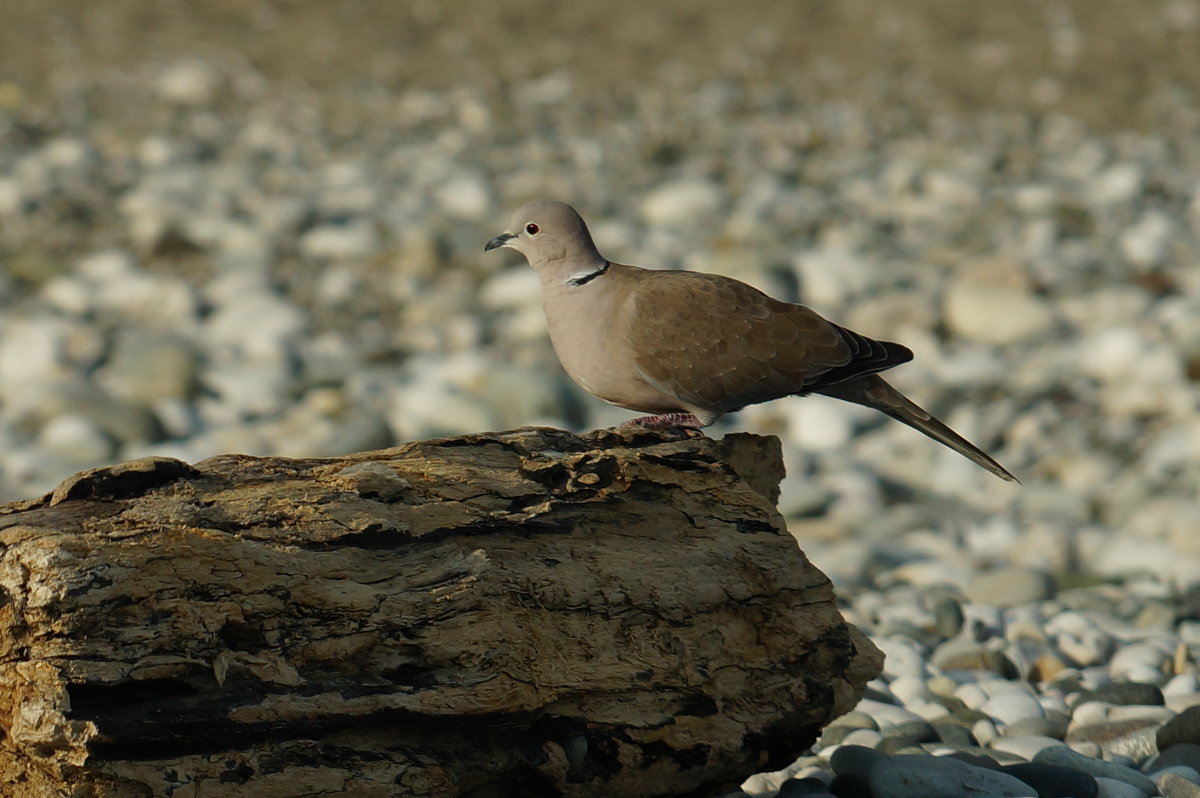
[486,199,1016,482]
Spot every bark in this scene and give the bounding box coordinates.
[0,427,882,798]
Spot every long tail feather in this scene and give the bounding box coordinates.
[816,374,1019,483]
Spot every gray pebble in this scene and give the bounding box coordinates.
[1160,707,1200,751]
[1094,776,1153,798]
[869,753,1035,798]
[1149,744,1200,774]
[1034,745,1158,794]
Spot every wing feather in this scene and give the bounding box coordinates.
[624,269,912,414]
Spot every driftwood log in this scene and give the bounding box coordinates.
[0,427,882,797]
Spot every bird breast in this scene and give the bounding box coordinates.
[540,279,680,413]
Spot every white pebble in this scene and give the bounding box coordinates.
[640,179,723,226]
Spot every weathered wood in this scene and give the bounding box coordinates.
[0,427,881,797]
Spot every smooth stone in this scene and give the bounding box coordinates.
[97,330,199,403]
[934,596,966,638]
[933,638,1017,677]
[869,753,1035,798]
[155,59,221,104]
[827,773,871,798]
[878,719,939,752]
[944,750,1005,770]
[777,776,836,797]
[1046,611,1113,667]
[1158,772,1200,798]
[1095,777,1152,798]
[973,719,1000,746]
[298,220,380,259]
[1067,719,1162,760]
[640,179,723,226]
[956,683,990,710]
[964,566,1056,607]
[1001,761,1100,798]
[943,259,1057,346]
[932,719,978,749]
[818,725,861,748]
[854,699,926,728]
[829,744,887,776]
[1084,683,1166,707]
[1164,674,1200,700]
[1034,745,1158,794]
[1160,707,1200,751]
[989,734,1066,761]
[1009,713,1070,740]
[1108,643,1172,681]
[982,689,1046,728]
[37,414,114,465]
[839,729,883,749]
[1153,766,1200,785]
[1151,744,1200,773]
[890,675,932,707]
[831,710,880,732]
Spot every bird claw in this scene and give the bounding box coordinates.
[621,412,705,431]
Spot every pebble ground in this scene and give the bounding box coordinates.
[2,3,1199,796]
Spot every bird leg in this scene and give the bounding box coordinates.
[621,412,706,430]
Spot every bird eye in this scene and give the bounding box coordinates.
[525,223,540,235]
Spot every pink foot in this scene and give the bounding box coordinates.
[621,412,706,430]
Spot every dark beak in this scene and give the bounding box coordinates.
[484,232,515,252]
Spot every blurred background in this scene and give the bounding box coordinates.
[1,0,1198,589]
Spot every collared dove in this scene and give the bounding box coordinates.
[486,199,1016,482]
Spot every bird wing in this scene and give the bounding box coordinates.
[622,269,912,414]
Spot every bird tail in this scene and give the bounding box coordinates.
[816,374,1019,483]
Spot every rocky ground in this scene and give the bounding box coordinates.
[1,1,1199,796]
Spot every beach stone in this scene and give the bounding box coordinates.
[1154,766,1200,785]
[1034,745,1158,794]
[878,719,940,752]
[37,414,114,465]
[827,773,871,798]
[965,566,1056,607]
[1067,719,1161,754]
[974,718,1000,746]
[1009,714,1070,740]
[1083,683,1165,707]
[869,753,1034,798]
[1160,708,1200,751]
[1094,777,1152,798]
[1108,642,1172,681]
[818,711,880,748]
[299,220,380,260]
[932,719,977,748]
[830,744,888,774]
[982,687,1046,728]
[1047,612,1113,667]
[990,734,1065,761]
[97,330,200,403]
[890,675,931,706]
[777,776,836,797]
[1158,772,1200,798]
[828,743,885,798]
[933,596,966,638]
[932,638,1016,676]
[944,750,1005,770]
[1153,744,1200,773]
[1001,761,1099,798]
[640,179,723,226]
[943,258,1056,346]
[840,729,883,749]
[155,59,221,105]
